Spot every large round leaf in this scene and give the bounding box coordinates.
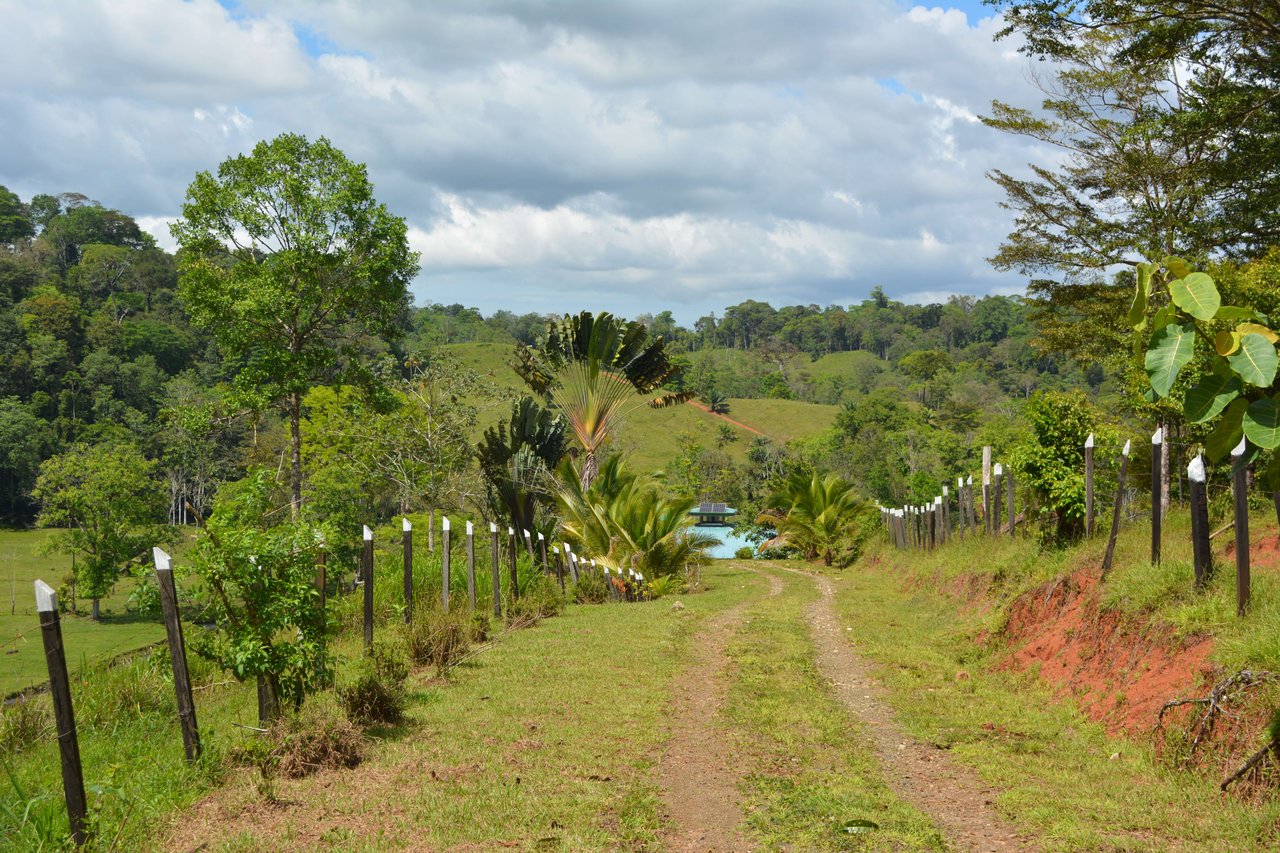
[1184,373,1241,423]
[1227,333,1279,388]
[1144,323,1195,397]
[1244,397,1280,449]
[1169,272,1220,321]
[1214,330,1240,356]
[1206,398,1248,462]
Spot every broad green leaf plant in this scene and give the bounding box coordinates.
[1132,257,1280,483]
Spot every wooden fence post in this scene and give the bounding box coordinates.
[1188,454,1211,588]
[1231,439,1251,616]
[983,476,992,535]
[441,516,451,613]
[569,550,581,583]
[523,528,536,562]
[153,548,200,762]
[1151,427,1164,565]
[993,464,1003,536]
[1084,433,1096,538]
[966,475,975,534]
[538,532,549,578]
[982,446,992,516]
[1006,468,1016,537]
[402,518,413,625]
[507,526,520,601]
[466,520,476,610]
[1101,441,1130,579]
[942,486,950,543]
[489,522,501,618]
[35,580,88,847]
[362,526,374,650]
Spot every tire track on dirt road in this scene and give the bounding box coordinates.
[658,570,783,852]
[800,569,1037,852]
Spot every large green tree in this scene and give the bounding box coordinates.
[171,133,420,515]
[33,442,170,619]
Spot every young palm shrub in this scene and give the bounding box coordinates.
[556,455,719,580]
[755,470,869,566]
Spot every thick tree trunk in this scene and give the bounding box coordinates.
[91,597,99,621]
[580,450,599,492]
[290,391,303,519]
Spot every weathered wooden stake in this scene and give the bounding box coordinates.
[1084,433,1096,538]
[569,550,581,583]
[35,580,87,846]
[982,446,992,516]
[1101,441,1130,579]
[362,526,374,650]
[489,522,501,617]
[983,481,992,535]
[441,516,451,613]
[538,532,549,578]
[466,520,477,610]
[554,544,566,590]
[942,486,950,543]
[1188,454,1211,588]
[1006,468,1016,537]
[993,464,1003,536]
[1151,427,1163,565]
[966,475,975,534]
[1231,439,1250,616]
[402,518,413,624]
[523,528,536,562]
[507,526,520,601]
[153,548,200,762]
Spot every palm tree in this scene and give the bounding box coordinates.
[476,396,567,534]
[555,454,719,578]
[515,311,689,490]
[755,471,868,566]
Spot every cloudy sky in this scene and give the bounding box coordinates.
[0,0,1054,321]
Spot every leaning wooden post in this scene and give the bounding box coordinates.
[35,580,88,847]
[1006,467,1016,537]
[992,464,1003,536]
[1084,433,1096,538]
[402,518,413,625]
[569,549,581,583]
[489,522,501,617]
[1231,438,1251,616]
[1151,426,1164,565]
[522,528,536,562]
[153,548,201,762]
[441,516,452,613]
[362,525,374,650]
[507,526,520,601]
[466,521,477,610]
[538,532,549,577]
[1101,440,1130,579]
[1188,454,1211,588]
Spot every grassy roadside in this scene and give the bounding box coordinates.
[722,565,945,850]
[152,563,762,851]
[816,548,1280,850]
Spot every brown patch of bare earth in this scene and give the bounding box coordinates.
[802,571,1038,853]
[1001,567,1215,738]
[658,570,782,852]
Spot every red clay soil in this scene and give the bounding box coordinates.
[1000,567,1215,738]
[1225,533,1280,574]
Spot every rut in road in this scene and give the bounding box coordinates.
[802,570,1038,853]
[658,571,783,852]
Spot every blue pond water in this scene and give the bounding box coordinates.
[696,524,756,559]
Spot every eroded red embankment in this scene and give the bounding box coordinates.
[999,566,1214,737]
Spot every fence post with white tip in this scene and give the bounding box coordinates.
[1084,433,1095,537]
[507,526,520,601]
[993,463,1003,535]
[1188,455,1211,589]
[362,525,374,649]
[490,522,501,618]
[35,579,88,846]
[1151,427,1164,564]
[441,516,451,613]
[1101,441,1130,579]
[153,548,200,762]
[1231,438,1251,615]
[402,518,413,624]
[466,520,476,610]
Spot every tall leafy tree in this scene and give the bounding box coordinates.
[33,442,170,619]
[171,133,420,516]
[514,311,688,490]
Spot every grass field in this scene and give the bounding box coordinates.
[0,529,164,697]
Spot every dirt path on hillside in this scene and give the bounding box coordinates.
[801,571,1037,852]
[658,571,783,851]
[687,400,766,437]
